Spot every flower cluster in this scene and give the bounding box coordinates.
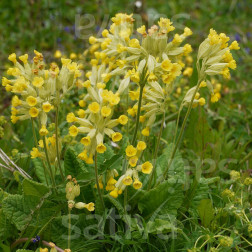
[3,51,80,126]
[65,175,94,211]
[108,143,153,198]
[67,64,128,164]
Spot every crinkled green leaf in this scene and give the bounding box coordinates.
[138,181,183,219]
[22,179,49,197]
[197,199,214,227]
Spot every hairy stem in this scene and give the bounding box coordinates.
[147,112,165,190]
[159,79,202,184]
[31,119,49,186]
[94,151,105,210]
[43,136,56,190]
[131,85,144,146]
[68,208,71,249]
[55,105,64,180]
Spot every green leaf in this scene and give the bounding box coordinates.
[197,199,214,227]
[0,209,16,240]
[64,147,90,178]
[99,154,123,173]
[2,194,39,230]
[22,179,49,197]
[138,181,183,219]
[32,159,50,185]
[146,219,178,234]
[156,144,186,184]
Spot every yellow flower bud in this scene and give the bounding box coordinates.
[32,77,44,88]
[39,125,49,136]
[69,125,78,137]
[26,96,37,106]
[88,102,100,114]
[141,161,153,174]
[96,143,107,153]
[112,132,122,142]
[125,145,137,157]
[29,107,39,118]
[42,102,52,112]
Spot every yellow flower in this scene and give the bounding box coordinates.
[11,115,19,124]
[69,125,79,137]
[101,73,112,83]
[129,156,138,167]
[83,80,91,88]
[122,176,133,185]
[81,136,91,146]
[117,115,128,125]
[97,82,106,89]
[96,143,107,153]
[88,102,100,114]
[110,188,119,198]
[101,106,111,117]
[12,95,22,107]
[26,96,37,106]
[61,58,71,66]
[126,145,137,157]
[70,53,77,59]
[130,72,140,83]
[133,179,142,189]
[183,67,193,77]
[110,132,121,142]
[198,97,205,106]
[161,59,172,71]
[77,109,85,118]
[137,141,146,151]
[39,248,48,252]
[211,93,221,103]
[84,202,95,211]
[1,77,10,86]
[31,147,42,159]
[32,76,44,88]
[139,115,145,123]
[172,34,182,44]
[42,102,52,112]
[39,125,49,136]
[86,155,94,164]
[19,54,28,64]
[29,107,39,118]
[183,27,192,36]
[229,41,240,50]
[137,25,146,35]
[141,161,153,174]
[129,39,140,48]
[54,50,62,58]
[141,127,150,136]
[67,112,77,123]
[148,73,157,82]
[102,29,109,37]
[89,36,97,44]
[8,53,17,64]
[199,81,207,88]
[79,100,86,107]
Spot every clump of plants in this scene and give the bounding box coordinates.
[1,13,251,252]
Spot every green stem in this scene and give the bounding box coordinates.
[31,119,49,186]
[43,136,56,189]
[94,151,105,210]
[68,208,71,249]
[131,85,144,146]
[147,112,165,190]
[55,105,64,180]
[159,79,202,184]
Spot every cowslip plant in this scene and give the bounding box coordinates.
[1,12,248,252]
